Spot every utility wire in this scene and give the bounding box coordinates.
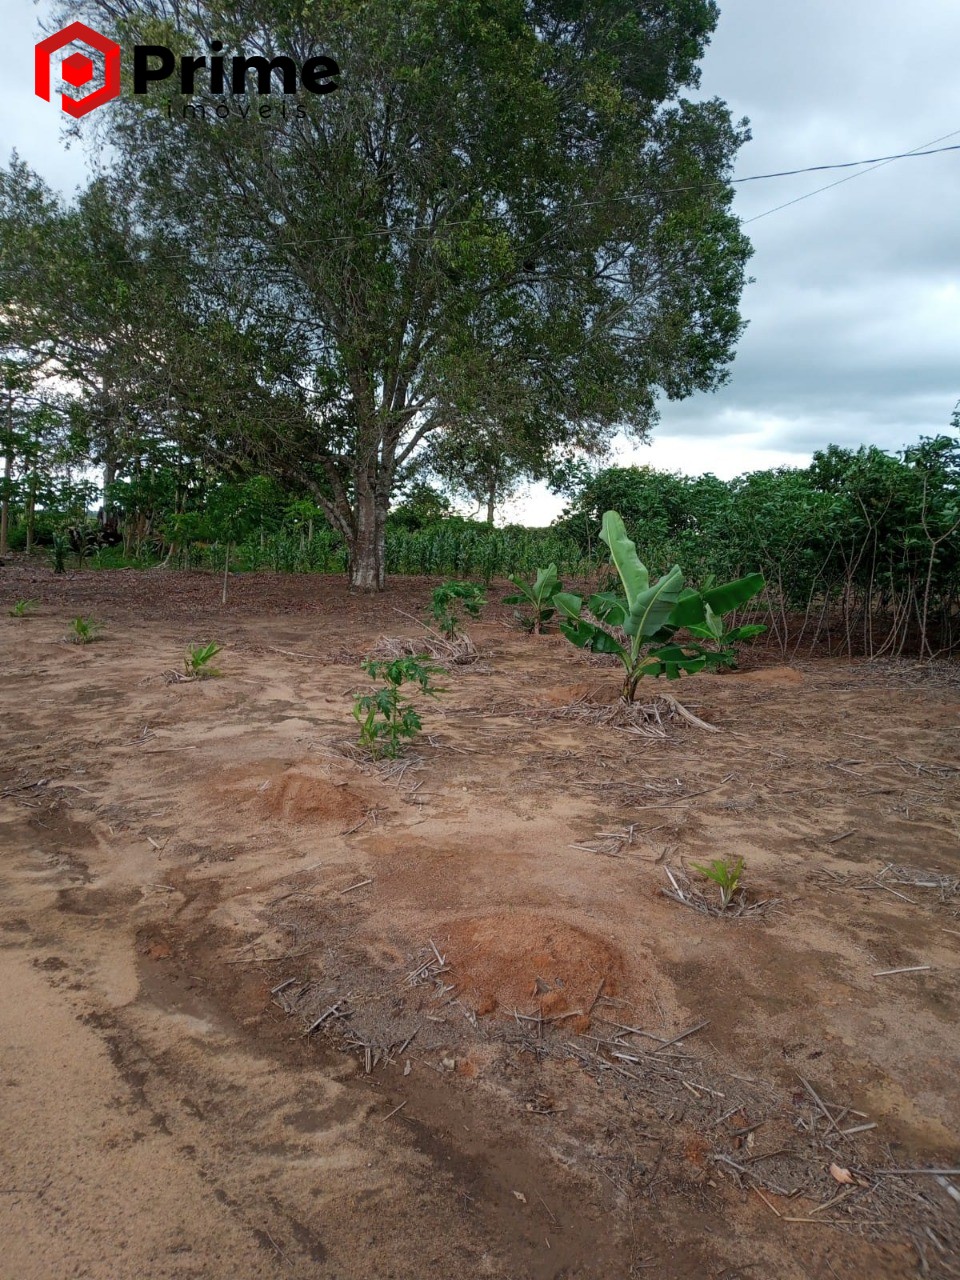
[742,127,960,225]
[732,138,960,185]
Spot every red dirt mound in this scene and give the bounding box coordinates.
[443,911,624,1030]
[257,768,366,826]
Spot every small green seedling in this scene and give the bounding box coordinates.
[9,600,36,618]
[503,564,563,633]
[430,581,485,639]
[68,616,100,645]
[185,641,223,679]
[691,857,745,909]
[353,655,445,758]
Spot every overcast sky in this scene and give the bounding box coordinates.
[5,0,960,522]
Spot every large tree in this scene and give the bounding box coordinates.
[58,0,752,588]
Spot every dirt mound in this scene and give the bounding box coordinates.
[443,911,624,1028]
[258,768,366,826]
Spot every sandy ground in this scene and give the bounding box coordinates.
[1,565,958,1279]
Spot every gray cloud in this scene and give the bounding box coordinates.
[6,0,959,479]
[654,0,960,463]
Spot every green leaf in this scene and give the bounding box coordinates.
[505,564,561,613]
[599,511,649,613]
[622,565,685,638]
[647,644,708,677]
[686,603,723,641]
[669,573,765,628]
[725,624,767,642]
[587,591,627,626]
[553,591,584,620]
[703,573,765,615]
[529,563,560,606]
[559,620,626,660]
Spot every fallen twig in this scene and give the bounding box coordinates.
[338,878,373,894]
[872,965,931,977]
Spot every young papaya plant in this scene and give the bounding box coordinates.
[430,581,485,639]
[352,655,446,758]
[554,512,696,701]
[503,563,562,633]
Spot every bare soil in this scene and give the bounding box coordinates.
[1,564,958,1279]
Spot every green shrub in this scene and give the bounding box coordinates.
[352,656,445,758]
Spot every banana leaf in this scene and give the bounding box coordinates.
[622,565,685,639]
[646,643,710,679]
[586,591,628,626]
[667,572,765,628]
[725,624,767,642]
[553,590,583,620]
[599,512,685,639]
[503,563,560,609]
[599,511,648,609]
[559,618,627,659]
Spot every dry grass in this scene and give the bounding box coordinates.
[372,633,481,666]
[537,692,719,738]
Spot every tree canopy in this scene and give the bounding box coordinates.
[28,0,752,586]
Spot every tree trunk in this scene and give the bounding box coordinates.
[0,394,12,558]
[222,542,231,605]
[349,485,385,591]
[485,472,497,525]
[25,484,35,554]
[0,452,11,559]
[103,454,116,511]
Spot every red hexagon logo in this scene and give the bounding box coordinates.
[35,21,121,118]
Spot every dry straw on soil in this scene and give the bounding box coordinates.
[536,691,720,737]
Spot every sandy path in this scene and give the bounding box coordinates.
[0,949,280,1280]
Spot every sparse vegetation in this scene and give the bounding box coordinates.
[8,599,35,618]
[691,857,746,909]
[184,642,223,679]
[430,581,485,640]
[353,656,446,758]
[68,616,100,644]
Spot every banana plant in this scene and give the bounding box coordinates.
[554,512,767,699]
[554,512,698,701]
[656,574,767,669]
[503,563,562,632]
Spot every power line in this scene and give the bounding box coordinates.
[732,139,960,185]
[742,127,960,225]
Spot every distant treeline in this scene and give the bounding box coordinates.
[4,433,958,658]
